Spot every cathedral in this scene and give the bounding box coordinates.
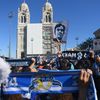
[17,0,67,58]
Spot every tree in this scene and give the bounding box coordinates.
[77,38,93,50]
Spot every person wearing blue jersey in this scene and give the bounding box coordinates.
[55,51,74,70]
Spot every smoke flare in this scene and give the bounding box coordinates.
[0,57,11,84]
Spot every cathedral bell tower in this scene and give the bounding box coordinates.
[42,0,53,24]
[17,1,30,58]
[42,0,55,54]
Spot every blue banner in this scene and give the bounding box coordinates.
[0,70,97,100]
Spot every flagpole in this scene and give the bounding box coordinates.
[8,12,13,59]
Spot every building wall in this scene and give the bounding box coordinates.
[17,1,68,58]
[93,39,100,51]
[17,2,30,58]
[42,24,53,54]
[26,24,43,55]
[93,29,100,52]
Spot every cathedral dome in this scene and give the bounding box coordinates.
[20,2,29,11]
[44,1,52,11]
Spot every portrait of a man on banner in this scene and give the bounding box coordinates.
[53,23,66,43]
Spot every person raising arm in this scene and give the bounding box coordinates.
[29,58,37,72]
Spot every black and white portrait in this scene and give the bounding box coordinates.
[53,23,65,42]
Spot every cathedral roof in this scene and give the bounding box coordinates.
[20,2,29,11]
[44,1,52,11]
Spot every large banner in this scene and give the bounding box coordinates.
[53,22,68,43]
[1,70,97,100]
[62,51,90,60]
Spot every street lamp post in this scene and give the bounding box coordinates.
[8,12,13,58]
[75,37,79,47]
[31,38,34,54]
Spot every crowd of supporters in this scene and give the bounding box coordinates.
[10,50,100,74]
[2,50,100,100]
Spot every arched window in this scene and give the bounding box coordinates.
[23,15,26,23]
[21,16,23,23]
[20,36,23,49]
[46,12,51,23]
[21,14,26,23]
[48,14,51,22]
[46,15,48,22]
